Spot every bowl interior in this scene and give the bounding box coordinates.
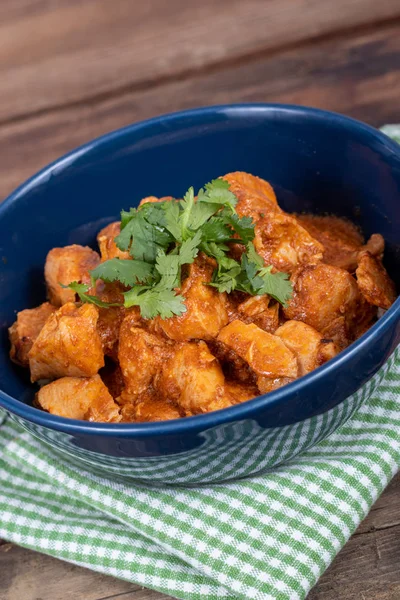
[1,105,400,406]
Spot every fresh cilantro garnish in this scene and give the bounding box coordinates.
[123,286,186,319]
[90,258,154,287]
[64,178,292,318]
[209,243,292,307]
[198,179,237,207]
[116,204,173,263]
[256,266,293,306]
[123,249,189,318]
[62,282,122,308]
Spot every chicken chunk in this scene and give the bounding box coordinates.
[356,251,396,309]
[362,234,385,261]
[118,314,171,404]
[97,221,130,262]
[217,320,298,394]
[155,341,229,415]
[9,302,57,367]
[284,263,362,348]
[207,338,255,384]
[254,213,324,274]
[221,171,279,222]
[45,245,100,306]
[235,295,280,334]
[275,320,337,376]
[36,375,121,422]
[223,381,259,405]
[28,302,104,382]
[297,215,385,271]
[155,254,229,341]
[121,391,182,422]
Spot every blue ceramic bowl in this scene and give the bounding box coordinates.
[1,104,399,485]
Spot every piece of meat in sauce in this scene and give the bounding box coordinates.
[232,295,280,334]
[97,221,130,262]
[118,313,172,405]
[29,302,104,382]
[356,251,396,309]
[121,391,182,422]
[275,320,337,376]
[155,340,232,415]
[297,214,385,271]
[36,374,121,422]
[154,253,229,341]
[224,381,260,405]
[221,171,279,222]
[9,302,57,367]
[283,263,368,349]
[221,172,323,273]
[254,213,324,274]
[45,244,100,306]
[217,320,298,395]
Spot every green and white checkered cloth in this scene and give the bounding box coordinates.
[0,346,399,600]
[1,124,399,600]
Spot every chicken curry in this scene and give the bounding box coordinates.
[9,172,397,423]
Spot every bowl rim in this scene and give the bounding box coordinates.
[1,102,400,436]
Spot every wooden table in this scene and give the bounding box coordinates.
[1,1,400,598]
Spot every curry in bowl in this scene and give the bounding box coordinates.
[9,172,396,423]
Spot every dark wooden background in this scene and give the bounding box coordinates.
[1,1,400,598]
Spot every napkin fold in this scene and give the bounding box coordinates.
[1,347,399,600]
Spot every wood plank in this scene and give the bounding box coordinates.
[0,543,172,600]
[0,542,145,600]
[1,21,400,201]
[2,474,400,600]
[1,0,400,123]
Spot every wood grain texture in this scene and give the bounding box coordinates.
[1,21,400,201]
[1,474,400,600]
[1,0,400,122]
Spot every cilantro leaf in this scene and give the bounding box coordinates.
[120,208,136,229]
[206,241,293,306]
[155,252,181,289]
[164,200,181,240]
[140,200,172,231]
[116,209,173,262]
[245,242,264,268]
[186,201,218,232]
[200,217,234,243]
[209,263,242,294]
[240,252,261,284]
[256,266,293,307]
[179,186,195,241]
[178,230,202,264]
[123,286,186,319]
[198,178,237,208]
[221,210,255,244]
[90,258,154,287]
[62,282,121,308]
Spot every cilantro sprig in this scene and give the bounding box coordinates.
[66,179,292,318]
[209,243,292,305]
